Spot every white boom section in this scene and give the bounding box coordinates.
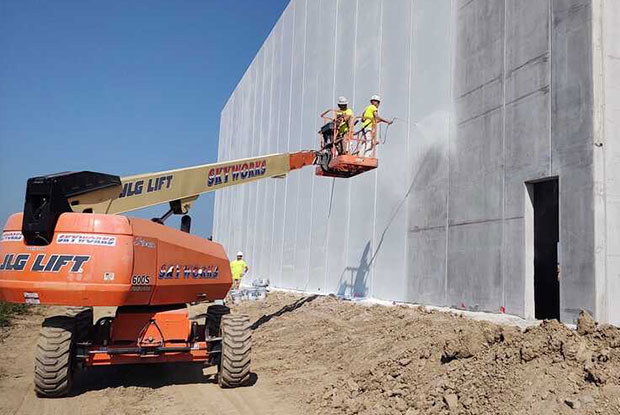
[67,153,293,214]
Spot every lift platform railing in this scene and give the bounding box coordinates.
[319,111,378,159]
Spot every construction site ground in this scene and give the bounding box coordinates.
[1,292,620,415]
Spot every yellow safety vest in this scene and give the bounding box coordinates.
[361,104,378,129]
[336,108,353,135]
[230,259,247,280]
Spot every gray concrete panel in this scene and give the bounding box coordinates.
[342,0,381,299]
[324,0,356,295]
[504,0,550,106]
[260,26,282,281]
[608,255,620,325]
[447,221,503,313]
[280,0,306,288]
[408,227,447,306]
[505,0,549,70]
[559,166,595,322]
[454,0,504,98]
[212,98,227,241]
[246,50,265,276]
[505,56,550,105]
[252,44,270,278]
[502,217,525,317]
[219,105,232,249]
[292,0,320,290]
[551,0,593,171]
[599,0,620,324]
[229,93,244,253]
[450,109,504,224]
[306,0,338,294]
[407,130,450,232]
[270,6,295,288]
[504,91,551,218]
[451,0,505,227]
[455,78,502,126]
[240,69,257,274]
[410,0,454,115]
[370,0,411,302]
[551,0,595,323]
[407,0,451,235]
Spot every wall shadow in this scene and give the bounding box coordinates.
[250,295,319,330]
[336,241,371,298]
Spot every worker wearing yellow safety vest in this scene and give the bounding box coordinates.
[230,251,248,290]
[335,96,354,135]
[358,95,392,157]
[320,96,354,154]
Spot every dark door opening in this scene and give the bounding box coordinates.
[533,179,560,320]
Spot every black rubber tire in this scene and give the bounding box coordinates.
[206,305,230,338]
[66,307,93,342]
[34,316,75,398]
[218,314,251,388]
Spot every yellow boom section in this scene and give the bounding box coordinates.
[67,153,295,215]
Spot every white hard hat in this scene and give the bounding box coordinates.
[338,96,349,105]
[236,251,244,257]
[370,95,381,102]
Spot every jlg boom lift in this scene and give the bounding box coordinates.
[0,120,379,398]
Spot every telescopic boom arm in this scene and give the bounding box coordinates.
[21,151,316,244]
[72,151,316,214]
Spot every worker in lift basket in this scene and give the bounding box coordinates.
[357,95,392,157]
[319,96,354,155]
[230,251,248,290]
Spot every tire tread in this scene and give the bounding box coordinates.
[218,314,251,388]
[34,315,75,398]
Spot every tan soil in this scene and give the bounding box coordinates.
[1,292,620,414]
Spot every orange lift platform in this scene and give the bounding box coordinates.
[315,111,379,178]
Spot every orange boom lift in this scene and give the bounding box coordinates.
[0,127,379,398]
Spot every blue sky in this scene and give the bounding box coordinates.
[0,0,290,239]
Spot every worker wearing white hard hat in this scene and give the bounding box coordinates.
[230,251,248,290]
[358,94,392,157]
[319,96,354,155]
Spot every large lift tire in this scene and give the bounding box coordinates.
[206,304,230,338]
[66,307,93,342]
[218,314,251,388]
[34,316,76,398]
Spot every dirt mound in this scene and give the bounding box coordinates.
[237,293,620,414]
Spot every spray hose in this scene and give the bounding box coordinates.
[378,117,404,145]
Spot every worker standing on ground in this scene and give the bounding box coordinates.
[358,95,392,157]
[320,96,354,155]
[230,251,248,290]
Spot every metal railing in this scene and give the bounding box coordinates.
[319,110,377,159]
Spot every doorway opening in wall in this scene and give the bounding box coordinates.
[525,178,560,320]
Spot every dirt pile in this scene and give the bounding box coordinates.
[326,318,619,414]
[237,294,620,414]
